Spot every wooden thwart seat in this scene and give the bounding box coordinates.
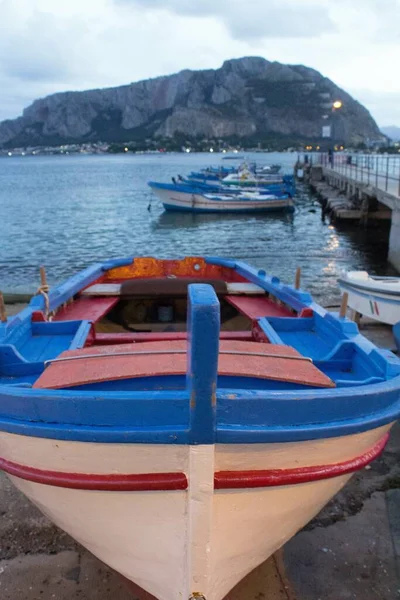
[81,280,265,297]
[34,340,335,390]
[82,279,228,297]
[225,295,293,319]
[53,297,119,323]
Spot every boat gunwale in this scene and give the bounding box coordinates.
[0,376,399,443]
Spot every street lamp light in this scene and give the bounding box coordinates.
[329,100,343,165]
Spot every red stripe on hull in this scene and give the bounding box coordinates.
[214,433,389,489]
[0,459,187,491]
[0,433,389,491]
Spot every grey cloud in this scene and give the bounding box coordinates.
[223,5,335,40]
[116,0,335,40]
[350,89,400,127]
[0,10,90,84]
[2,52,70,83]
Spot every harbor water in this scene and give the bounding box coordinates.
[0,152,392,305]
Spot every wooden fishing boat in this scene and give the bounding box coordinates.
[176,178,294,197]
[338,270,400,324]
[148,182,294,213]
[0,256,400,600]
[221,154,245,160]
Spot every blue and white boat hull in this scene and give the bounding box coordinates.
[0,424,389,600]
[150,186,294,213]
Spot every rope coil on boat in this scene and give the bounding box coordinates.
[36,266,52,321]
[36,285,52,320]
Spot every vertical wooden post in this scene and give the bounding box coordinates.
[187,284,220,444]
[186,284,219,599]
[40,266,47,289]
[340,292,349,318]
[0,293,7,323]
[295,267,301,290]
[352,310,361,325]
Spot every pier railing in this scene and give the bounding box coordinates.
[300,153,400,198]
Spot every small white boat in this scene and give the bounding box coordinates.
[258,164,281,175]
[338,271,400,324]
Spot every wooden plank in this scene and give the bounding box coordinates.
[34,340,334,390]
[226,282,265,295]
[53,297,119,323]
[93,331,254,345]
[83,281,266,296]
[81,284,121,296]
[226,295,293,319]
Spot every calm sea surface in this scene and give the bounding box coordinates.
[0,152,392,305]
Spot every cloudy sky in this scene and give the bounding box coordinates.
[0,0,399,126]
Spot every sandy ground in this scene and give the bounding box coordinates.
[0,305,399,599]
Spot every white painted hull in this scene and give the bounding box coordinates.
[339,271,400,324]
[151,187,293,213]
[344,289,400,325]
[0,425,390,600]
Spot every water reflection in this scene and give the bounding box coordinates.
[151,208,295,232]
[0,152,392,305]
[325,233,340,252]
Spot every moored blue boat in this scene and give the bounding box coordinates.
[0,255,399,600]
[176,177,295,197]
[148,181,294,213]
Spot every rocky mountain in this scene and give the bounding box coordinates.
[381,126,400,141]
[0,57,382,148]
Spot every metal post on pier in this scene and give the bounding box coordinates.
[367,155,370,186]
[398,159,400,197]
[385,156,390,192]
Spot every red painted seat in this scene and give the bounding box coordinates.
[34,340,334,390]
[53,297,119,323]
[225,295,293,319]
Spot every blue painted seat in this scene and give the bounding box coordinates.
[257,314,390,387]
[0,319,91,383]
[258,313,352,360]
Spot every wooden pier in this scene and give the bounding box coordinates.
[309,176,391,223]
[297,153,400,270]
